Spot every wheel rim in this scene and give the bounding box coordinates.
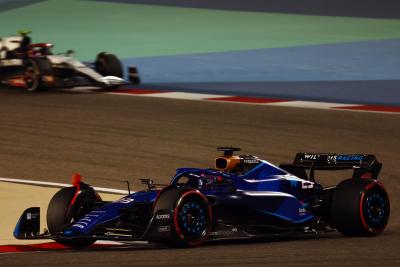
[362,188,389,231]
[178,201,208,239]
[24,63,39,91]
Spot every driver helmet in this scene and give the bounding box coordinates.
[18,30,32,36]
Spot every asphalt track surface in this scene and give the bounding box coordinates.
[0,87,399,266]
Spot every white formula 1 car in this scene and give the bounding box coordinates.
[0,33,140,91]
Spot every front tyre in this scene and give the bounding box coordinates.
[173,191,212,247]
[153,187,212,247]
[330,179,390,236]
[47,185,101,248]
[23,58,52,92]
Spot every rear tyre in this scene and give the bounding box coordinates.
[47,186,101,248]
[23,58,52,92]
[95,52,123,78]
[128,66,141,85]
[330,179,390,236]
[153,187,212,247]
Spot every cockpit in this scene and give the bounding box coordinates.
[214,147,261,174]
[28,43,54,57]
[170,147,262,190]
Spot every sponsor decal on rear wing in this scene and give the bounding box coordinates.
[293,153,382,179]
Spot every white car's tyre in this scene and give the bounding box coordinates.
[95,52,123,78]
[23,58,52,91]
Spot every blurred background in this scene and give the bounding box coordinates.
[1,0,399,105]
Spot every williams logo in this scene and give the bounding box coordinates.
[298,207,307,216]
[303,154,319,160]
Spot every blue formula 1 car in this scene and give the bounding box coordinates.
[14,147,390,248]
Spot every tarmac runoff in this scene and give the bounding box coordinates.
[0,178,125,246]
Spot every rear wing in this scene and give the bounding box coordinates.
[280,153,382,181]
